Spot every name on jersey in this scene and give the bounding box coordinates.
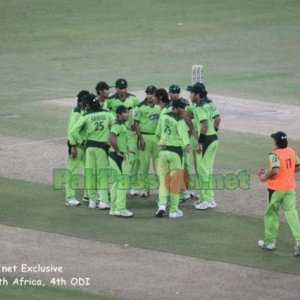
[91,115,107,122]
[149,114,160,120]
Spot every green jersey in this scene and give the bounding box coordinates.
[110,120,127,153]
[70,109,115,145]
[161,102,172,115]
[107,93,140,131]
[156,112,190,147]
[67,106,89,145]
[134,102,161,134]
[193,103,208,135]
[203,97,219,136]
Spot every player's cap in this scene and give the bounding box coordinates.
[169,84,181,93]
[95,81,112,91]
[116,105,128,115]
[271,131,288,148]
[186,82,207,94]
[271,131,288,142]
[77,90,89,102]
[145,85,157,94]
[115,78,128,89]
[172,99,187,109]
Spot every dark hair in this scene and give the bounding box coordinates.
[154,88,169,103]
[276,140,288,149]
[77,90,89,103]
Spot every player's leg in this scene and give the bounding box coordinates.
[79,147,89,201]
[168,153,184,217]
[199,140,219,208]
[281,190,300,242]
[85,147,98,208]
[95,148,110,209]
[127,131,139,194]
[157,151,169,210]
[139,134,152,195]
[263,190,282,244]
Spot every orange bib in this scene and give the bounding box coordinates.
[267,147,296,190]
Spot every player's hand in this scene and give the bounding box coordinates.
[117,151,126,160]
[70,146,77,159]
[196,143,203,154]
[139,137,146,151]
[256,167,267,182]
[184,145,192,153]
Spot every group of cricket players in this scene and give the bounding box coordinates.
[63,77,300,256]
[65,78,221,218]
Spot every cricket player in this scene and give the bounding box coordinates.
[65,90,89,206]
[134,85,161,197]
[187,83,220,210]
[108,105,133,218]
[257,131,300,256]
[169,84,198,201]
[95,81,112,110]
[70,93,115,209]
[106,78,141,196]
[155,99,191,218]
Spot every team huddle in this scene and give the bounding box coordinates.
[64,78,220,218]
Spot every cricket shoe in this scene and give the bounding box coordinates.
[65,198,81,207]
[258,240,275,251]
[98,201,111,210]
[294,242,300,256]
[114,209,133,218]
[189,191,199,199]
[156,205,166,217]
[82,197,89,204]
[195,200,217,210]
[129,188,138,196]
[88,200,97,209]
[140,189,149,197]
[109,209,115,216]
[169,209,184,218]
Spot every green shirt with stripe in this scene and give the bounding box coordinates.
[193,102,208,135]
[67,106,88,145]
[203,97,219,136]
[134,102,161,134]
[110,120,128,153]
[156,112,190,147]
[70,109,115,145]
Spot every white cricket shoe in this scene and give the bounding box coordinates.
[88,200,97,209]
[189,190,199,199]
[109,210,115,216]
[258,240,275,251]
[156,205,166,217]
[65,198,81,207]
[169,209,184,218]
[129,188,138,196]
[294,242,300,256]
[98,201,111,210]
[140,189,149,197]
[114,209,134,218]
[195,200,217,210]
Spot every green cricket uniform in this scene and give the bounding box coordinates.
[196,98,220,202]
[156,112,190,212]
[71,109,115,203]
[263,148,300,244]
[107,93,140,184]
[65,106,88,200]
[134,102,161,190]
[109,120,130,213]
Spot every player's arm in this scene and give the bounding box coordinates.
[196,120,208,153]
[182,110,196,138]
[109,128,125,158]
[258,153,280,181]
[70,115,85,146]
[295,153,300,173]
[214,115,221,132]
[177,120,191,152]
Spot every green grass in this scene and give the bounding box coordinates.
[0,280,117,300]
[1,177,300,275]
[0,0,300,105]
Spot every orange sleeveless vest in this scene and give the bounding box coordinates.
[267,147,296,190]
